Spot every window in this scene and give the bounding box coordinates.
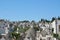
[27,37,30,39]
[59,25,60,31]
[0,35,2,39]
[40,38,42,40]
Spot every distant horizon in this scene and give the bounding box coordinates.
[0,0,60,21]
[0,16,59,22]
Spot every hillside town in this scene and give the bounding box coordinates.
[0,17,60,40]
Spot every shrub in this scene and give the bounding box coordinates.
[33,27,39,31]
[53,33,59,38]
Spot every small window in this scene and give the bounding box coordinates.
[27,37,30,39]
[40,38,42,40]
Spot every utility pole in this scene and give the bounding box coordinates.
[49,22,51,35]
[55,18,57,34]
[55,18,58,40]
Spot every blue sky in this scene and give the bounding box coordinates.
[0,0,60,21]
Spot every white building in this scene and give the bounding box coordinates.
[51,19,60,35]
[36,20,53,40]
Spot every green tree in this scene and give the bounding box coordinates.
[11,27,20,40]
[11,32,20,40]
[51,17,55,22]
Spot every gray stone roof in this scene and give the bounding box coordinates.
[41,30,47,37]
[25,28,35,37]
